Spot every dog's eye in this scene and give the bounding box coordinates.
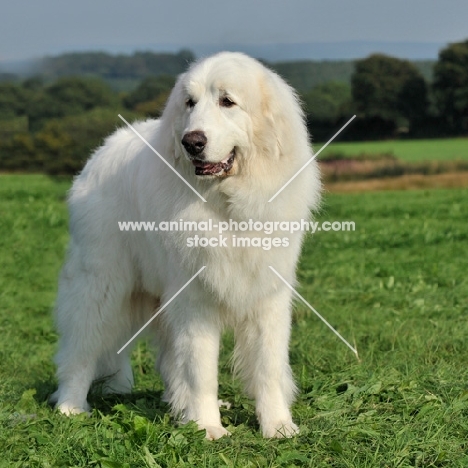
[220,96,236,108]
[186,98,195,109]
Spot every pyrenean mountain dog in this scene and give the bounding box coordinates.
[50,52,321,439]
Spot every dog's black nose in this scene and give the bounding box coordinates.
[181,131,207,156]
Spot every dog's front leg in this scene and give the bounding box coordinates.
[234,286,299,438]
[156,288,229,440]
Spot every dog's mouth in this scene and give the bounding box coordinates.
[191,149,236,176]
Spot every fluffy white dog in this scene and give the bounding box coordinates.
[50,52,321,439]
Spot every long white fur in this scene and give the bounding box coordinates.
[50,52,321,439]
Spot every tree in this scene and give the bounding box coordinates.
[0,83,30,118]
[433,39,468,134]
[303,81,351,122]
[35,108,140,174]
[27,76,118,130]
[124,75,175,117]
[0,132,37,171]
[46,76,118,112]
[302,81,352,141]
[351,54,428,134]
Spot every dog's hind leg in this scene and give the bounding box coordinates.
[51,255,133,415]
[95,348,134,396]
[93,292,161,395]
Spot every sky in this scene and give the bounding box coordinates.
[1,0,468,62]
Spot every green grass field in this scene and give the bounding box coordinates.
[1,175,467,467]
[316,137,468,162]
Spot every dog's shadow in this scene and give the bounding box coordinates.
[89,389,169,422]
[34,379,258,431]
[34,379,166,420]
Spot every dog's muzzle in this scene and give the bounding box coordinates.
[181,131,236,176]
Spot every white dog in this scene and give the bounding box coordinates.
[50,52,321,439]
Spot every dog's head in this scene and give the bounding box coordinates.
[161,52,311,183]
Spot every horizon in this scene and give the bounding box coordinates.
[0,40,450,72]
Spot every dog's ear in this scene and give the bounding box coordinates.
[256,71,309,161]
[159,73,187,163]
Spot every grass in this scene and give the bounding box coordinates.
[1,174,468,467]
[315,137,468,162]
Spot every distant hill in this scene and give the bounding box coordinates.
[0,49,435,92]
[270,60,434,91]
[37,49,195,78]
[2,40,443,63]
[189,41,443,62]
[26,50,194,91]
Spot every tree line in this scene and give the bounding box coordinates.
[36,49,196,80]
[0,40,467,174]
[301,40,468,141]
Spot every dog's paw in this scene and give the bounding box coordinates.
[56,401,91,416]
[200,424,231,440]
[262,420,299,438]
